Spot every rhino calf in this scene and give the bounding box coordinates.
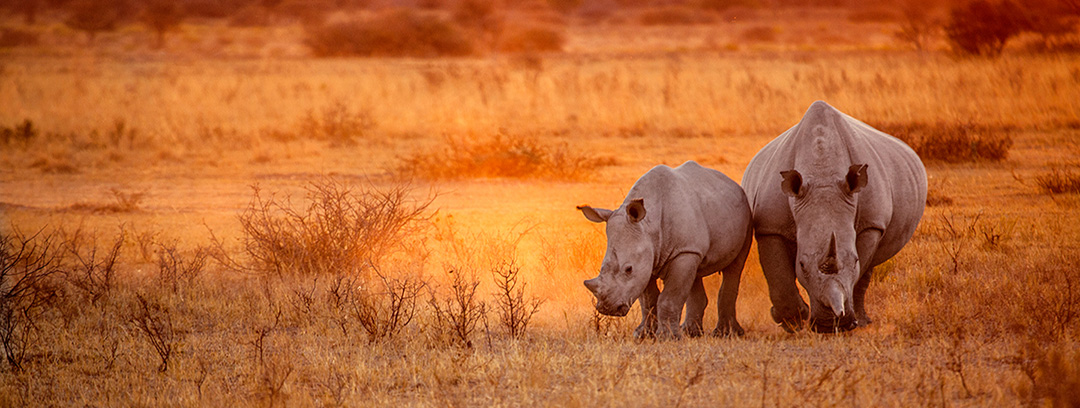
[742,101,927,333]
[579,161,753,339]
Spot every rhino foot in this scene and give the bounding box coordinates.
[633,324,656,340]
[712,320,745,338]
[682,322,705,338]
[771,303,810,333]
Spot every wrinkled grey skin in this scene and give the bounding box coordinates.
[579,161,753,340]
[743,101,927,333]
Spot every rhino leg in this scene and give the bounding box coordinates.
[656,253,701,340]
[633,279,659,339]
[681,277,707,337]
[714,229,751,337]
[854,229,884,327]
[757,234,809,333]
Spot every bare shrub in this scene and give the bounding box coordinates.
[213,178,433,278]
[398,133,609,181]
[297,101,377,145]
[62,227,124,305]
[129,294,177,372]
[1034,166,1080,194]
[352,268,427,343]
[429,268,486,348]
[491,260,542,338]
[873,122,1013,162]
[304,9,474,57]
[68,188,146,213]
[1017,254,1080,341]
[0,228,61,372]
[156,241,208,294]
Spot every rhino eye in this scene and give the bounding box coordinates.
[624,266,633,275]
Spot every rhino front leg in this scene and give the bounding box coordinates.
[656,253,700,340]
[681,277,707,337]
[757,234,809,333]
[715,229,751,337]
[633,278,659,339]
[854,229,883,327]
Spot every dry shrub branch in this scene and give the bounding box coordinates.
[214,178,433,279]
[875,122,1014,162]
[491,260,542,338]
[429,269,486,348]
[0,228,61,372]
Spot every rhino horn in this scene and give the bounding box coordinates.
[584,278,600,295]
[827,233,837,260]
[825,282,845,318]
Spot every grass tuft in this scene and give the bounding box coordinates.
[1034,166,1080,194]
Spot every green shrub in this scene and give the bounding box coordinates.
[305,9,474,58]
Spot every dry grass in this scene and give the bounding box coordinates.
[1,11,1080,407]
[397,132,613,181]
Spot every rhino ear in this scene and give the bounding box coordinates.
[846,164,868,194]
[578,205,613,223]
[626,198,646,223]
[780,170,803,197]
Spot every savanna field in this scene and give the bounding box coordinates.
[1,1,1079,406]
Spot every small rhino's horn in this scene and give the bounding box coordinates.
[827,233,837,260]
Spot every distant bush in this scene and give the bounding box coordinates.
[638,6,714,25]
[740,25,778,42]
[697,0,760,12]
[875,122,1013,162]
[1035,166,1080,194]
[64,0,135,43]
[397,133,612,181]
[0,28,39,48]
[497,25,565,53]
[944,0,1026,56]
[305,9,474,58]
[847,7,898,23]
[297,101,376,145]
[0,120,38,146]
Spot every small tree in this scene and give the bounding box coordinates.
[944,0,1026,56]
[142,0,185,49]
[895,0,940,51]
[65,0,132,44]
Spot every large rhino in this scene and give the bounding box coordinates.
[743,101,927,333]
[579,161,753,339]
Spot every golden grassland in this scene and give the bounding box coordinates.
[2,28,1080,407]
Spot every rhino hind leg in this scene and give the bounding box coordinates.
[633,279,660,339]
[757,234,809,333]
[681,277,707,337]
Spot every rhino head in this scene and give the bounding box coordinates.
[781,163,867,332]
[578,199,654,317]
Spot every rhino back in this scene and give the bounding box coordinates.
[627,161,751,274]
[743,102,927,265]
